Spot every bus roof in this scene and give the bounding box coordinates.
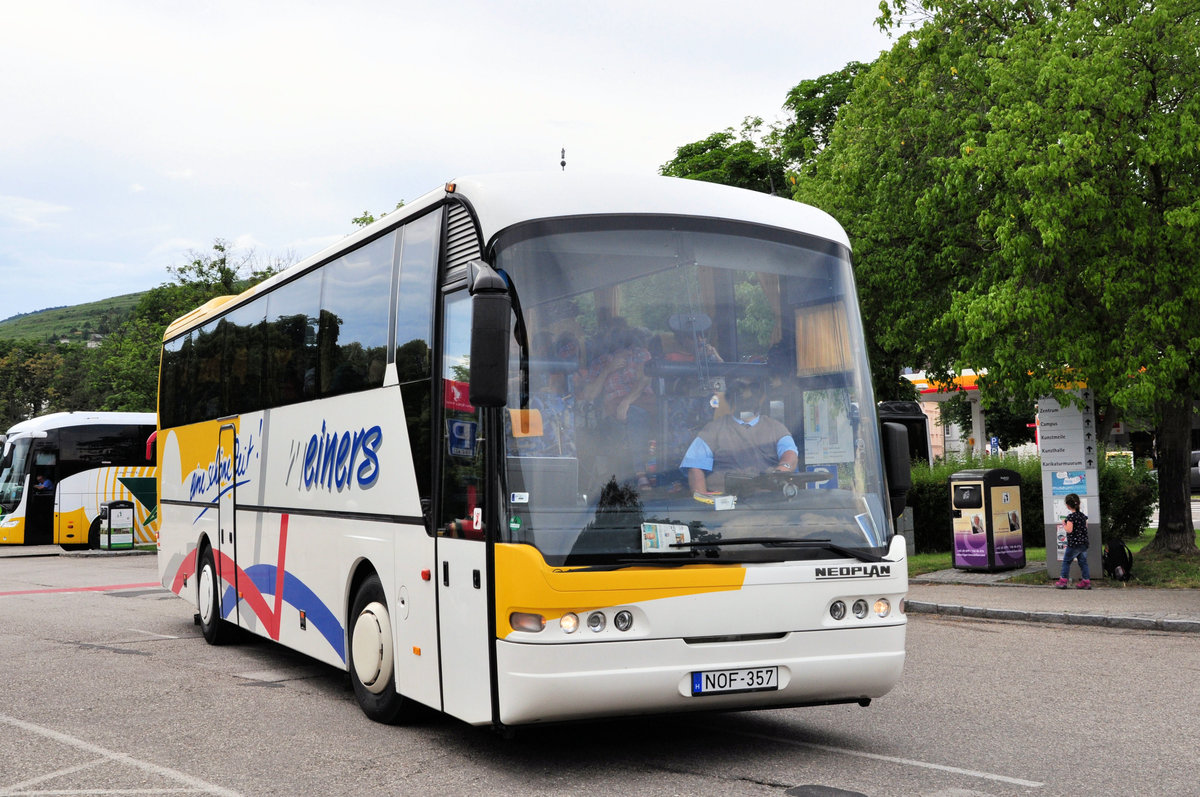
[447,173,851,250]
[4,411,157,438]
[164,173,851,339]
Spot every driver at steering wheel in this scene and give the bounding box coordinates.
[679,378,798,495]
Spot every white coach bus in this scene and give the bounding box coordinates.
[156,173,912,728]
[0,411,157,548]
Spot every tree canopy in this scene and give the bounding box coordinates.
[664,0,1200,553]
[850,0,1200,553]
[0,240,285,430]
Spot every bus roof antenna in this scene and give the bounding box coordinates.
[561,148,566,171]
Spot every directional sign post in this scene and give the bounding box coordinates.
[1037,389,1102,581]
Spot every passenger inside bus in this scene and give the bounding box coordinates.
[576,316,655,488]
[33,474,54,491]
[679,378,798,495]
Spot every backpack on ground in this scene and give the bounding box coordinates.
[1103,540,1134,582]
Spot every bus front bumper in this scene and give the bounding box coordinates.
[494,623,905,726]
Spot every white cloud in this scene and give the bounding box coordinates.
[0,0,896,319]
[0,195,70,230]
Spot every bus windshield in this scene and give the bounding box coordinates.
[493,217,890,566]
[0,437,31,514]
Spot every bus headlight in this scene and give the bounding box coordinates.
[510,612,545,633]
[560,612,579,634]
[873,598,891,618]
[829,601,847,621]
[587,612,606,632]
[852,599,869,619]
[614,610,634,632]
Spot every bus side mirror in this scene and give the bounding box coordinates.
[467,261,511,408]
[881,421,912,520]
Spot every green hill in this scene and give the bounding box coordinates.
[0,292,145,343]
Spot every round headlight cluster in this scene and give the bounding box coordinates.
[828,598,895,622]
[511,609,635,634]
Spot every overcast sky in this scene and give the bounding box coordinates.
[0,1,897,322]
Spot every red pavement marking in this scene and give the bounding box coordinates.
[0,582,159,597]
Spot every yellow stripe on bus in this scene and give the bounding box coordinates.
[494,543,745,638]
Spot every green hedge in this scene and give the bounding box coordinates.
[908,453,1157,553]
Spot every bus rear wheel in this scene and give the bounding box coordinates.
[197,544,231,645]
[348,573,411,724]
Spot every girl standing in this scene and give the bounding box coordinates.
[1056,493,1091,589]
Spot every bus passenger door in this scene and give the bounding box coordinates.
[217,423,239,627]
[436,291,494,724]
[26,442,56,546]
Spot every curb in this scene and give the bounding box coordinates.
[905,600,1200,634]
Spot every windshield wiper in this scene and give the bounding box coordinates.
[559,557,706,572]
[670,537,889,564]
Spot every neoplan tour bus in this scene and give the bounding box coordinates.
[156,173,913,728]
[0,412,158,549]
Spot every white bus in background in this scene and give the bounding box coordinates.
[156,173,912,728]
[0,411,158,548]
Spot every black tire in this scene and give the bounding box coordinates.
[348,573,411,724]
[197,543,231,645]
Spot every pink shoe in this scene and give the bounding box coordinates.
[1055,577,1070,589]
[1076,579,1092,590]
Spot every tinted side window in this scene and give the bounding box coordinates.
[58,425,149,479]
[265,274,320,407]
[318,232,395,398]
[395,211,440,383]
[223,300,267,414]
[193,321,224,421]
[160,334,188,428]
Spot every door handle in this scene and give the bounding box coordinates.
[443,561,450,587]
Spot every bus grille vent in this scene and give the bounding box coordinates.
[445,202,481,270]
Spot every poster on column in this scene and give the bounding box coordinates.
[1050,471,1090,556]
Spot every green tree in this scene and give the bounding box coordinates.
[778,61,868,178]
[847,0,1200,553]
[352,201,406,228]
[659,117,788,195]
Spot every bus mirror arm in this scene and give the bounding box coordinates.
[467,261,511,408]
[881,421,912,520]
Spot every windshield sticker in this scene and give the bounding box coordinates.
[510,492,529,504]
[447,419,477,458]
[641,522,691,553]
[805,464,838,489]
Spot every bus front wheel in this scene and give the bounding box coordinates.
[348,573,410,724]
[197,544,230,645]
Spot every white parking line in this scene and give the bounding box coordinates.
[0,714,241,796]
[725,728,1044,789]
[127,628,180,640]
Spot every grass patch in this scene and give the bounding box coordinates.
[909,531,1200,588]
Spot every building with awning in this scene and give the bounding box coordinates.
[903,369,988,458]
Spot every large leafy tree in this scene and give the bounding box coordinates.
[944,0,1200,553]
[817,0,1199,553]
[659,117,789,195]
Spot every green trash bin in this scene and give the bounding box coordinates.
[99,500,135,550]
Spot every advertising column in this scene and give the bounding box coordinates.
[1037,389,1102,580]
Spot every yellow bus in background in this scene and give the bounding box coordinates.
[0,412,157,549]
